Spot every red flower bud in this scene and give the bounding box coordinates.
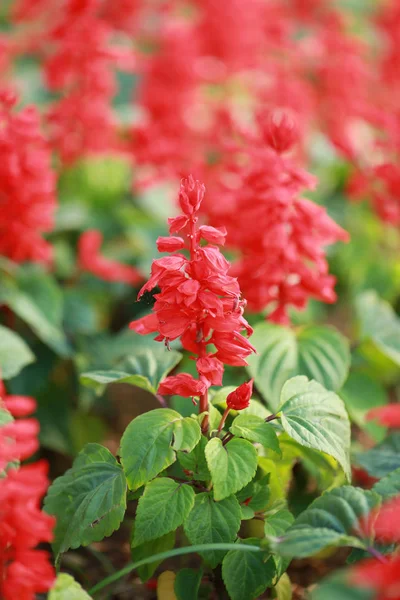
[226,380,253,410]
[261,109,299,154]
[179,175,205,216]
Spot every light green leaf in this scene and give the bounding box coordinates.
[273,573,292,600]
[373,467,400,499]
[49,573,92,600]
[222,539,276,600]
[0,273,70,356]
[81,348,181,395]
[132,478,195,547]
[184,493,242,568]
[178,436,210,481]
[120,409,201,490]
[264,510,294,538]
[356,291,400,365]
[340,373,387,442]
[279,376,351,480]
[230,415,281,455]
[174,568,202,600]
[355,433,400,478]
[271,486,381,558]
[44,444,127,558]
[131,530,175,582]
[205,437,258,501]
[247,324,350,410]
[0,325,35,379]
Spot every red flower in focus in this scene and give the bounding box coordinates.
[130,176,254,427]
[78,230,142,285]
[0,381,55,600]
[226,380,253,411]
[367,405,400,428]
[0,91,56,265]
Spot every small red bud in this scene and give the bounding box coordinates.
[226,380,253,411]
[261,109,299,154]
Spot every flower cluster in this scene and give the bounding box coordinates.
[78,230,142,285]
[0,381,55,600]
[130,176,255,424]
[0,91,56,265]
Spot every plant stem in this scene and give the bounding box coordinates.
[217,407,230,434]
[89,543,262,595]
[367,546,389,564]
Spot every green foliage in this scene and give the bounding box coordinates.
[310,571,373,600]
[49,574,93,600]
[229,414,281,454]
[131,477,195,547]
[356,291,400,365]
[279,376,351,480]
[80,347,182,395]
[0,324,35,379]
[174,568,203,600]
[355,432,400,477]
[184,493,242,567]
[44,444,127,558]
[373,467,400,499]
[120,408,201,490]
[247,324,350,410]
[205,437,258,501]
[264,510,295,538]
[131,530,175,582]
[340,372,387,442]
[271,486,381,558]
[178,436,211,481]
[222,539,276,600]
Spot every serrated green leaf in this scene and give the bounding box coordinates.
[230,415,281,455]
[271,486,381,558]
[340,373,387,442]
[247,324,350,410]
[279,376,351,480]
[355,433,400,478]
[49,573,92,600]
[174,568,202,600]
[132,477,195,547]
[184,493,242,568]
[264,509,294,537]
[222,539,276,600]
[131,530,175,582]
[205,437,258,501]
[178,436,210,481]
[356,291,400,365]
[120,409,201,490]
[0,325,35,379]
[44,444,127,558]
[373,467,400,499]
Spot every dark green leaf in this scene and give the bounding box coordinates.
[178,436,210,481]
[174,568,202,600]
[340,373,387,442]
[222,539,276,600]
[131,530,175,582]
[373,467,400,499]
[355,432,400,478]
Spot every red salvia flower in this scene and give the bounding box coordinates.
[226,380,253,411]
[0,381,55,600]
[366,405,400,429]
[130,176,255,426]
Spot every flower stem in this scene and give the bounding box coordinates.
[217,407,230,434]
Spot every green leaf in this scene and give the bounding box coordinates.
[0,325,35,379]
[184,493,242,568]
[120,409,201,490]
[355,433,400,478]
[131,531,175,582]
[44,444,127,558]
[356,291,400,365]
[178,436,210,481]
[205,437,258,501]
[174,568,202,600]
[81,348,181,395]
[264,509,294,538]
[49,573,92,600]
[271,486,381,558]
[222,539,276,600]
[0,272,70,356]
[340,373,387,442]
[132,477,195,547]
[373,467,400,499]
[272,573,292,600]
[310,571,373,600]
[279,376,351,480]
[247,324,350,410]
[230,415,281,455]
